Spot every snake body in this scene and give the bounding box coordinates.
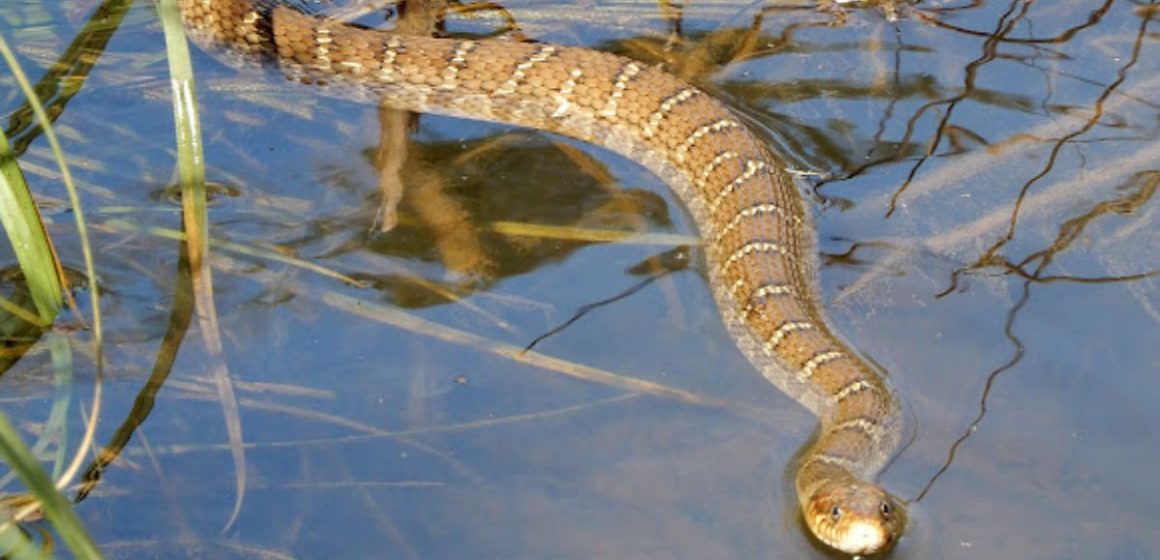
[179,0,906,553]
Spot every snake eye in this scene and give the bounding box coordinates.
[880,502,892,515]
[830,506,841,520]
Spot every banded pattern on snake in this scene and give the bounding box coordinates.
[179,0,907,554]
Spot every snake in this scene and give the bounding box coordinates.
[178,0,908,554]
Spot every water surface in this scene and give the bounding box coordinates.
[1,1,1156,558]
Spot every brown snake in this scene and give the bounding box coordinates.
[179,0,907,554]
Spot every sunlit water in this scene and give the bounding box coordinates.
[1,1,1156,558]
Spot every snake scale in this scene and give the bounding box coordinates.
[179,0,907,554]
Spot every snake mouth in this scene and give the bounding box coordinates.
[827,520,893,555]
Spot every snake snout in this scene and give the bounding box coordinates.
[842,519,891,555]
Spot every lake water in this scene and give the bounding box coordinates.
[1,1,1156,558]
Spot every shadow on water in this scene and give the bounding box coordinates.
[0,0,1156,558]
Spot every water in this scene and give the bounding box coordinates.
[1,1,1156,558]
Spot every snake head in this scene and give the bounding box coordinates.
[804,481,906,555]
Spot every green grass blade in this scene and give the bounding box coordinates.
[0,29,104,342]
[156,0,248,532]
[0,523,49,560]
[1,28,106,519]
[0,411,103,559]
[0,119,60,324]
